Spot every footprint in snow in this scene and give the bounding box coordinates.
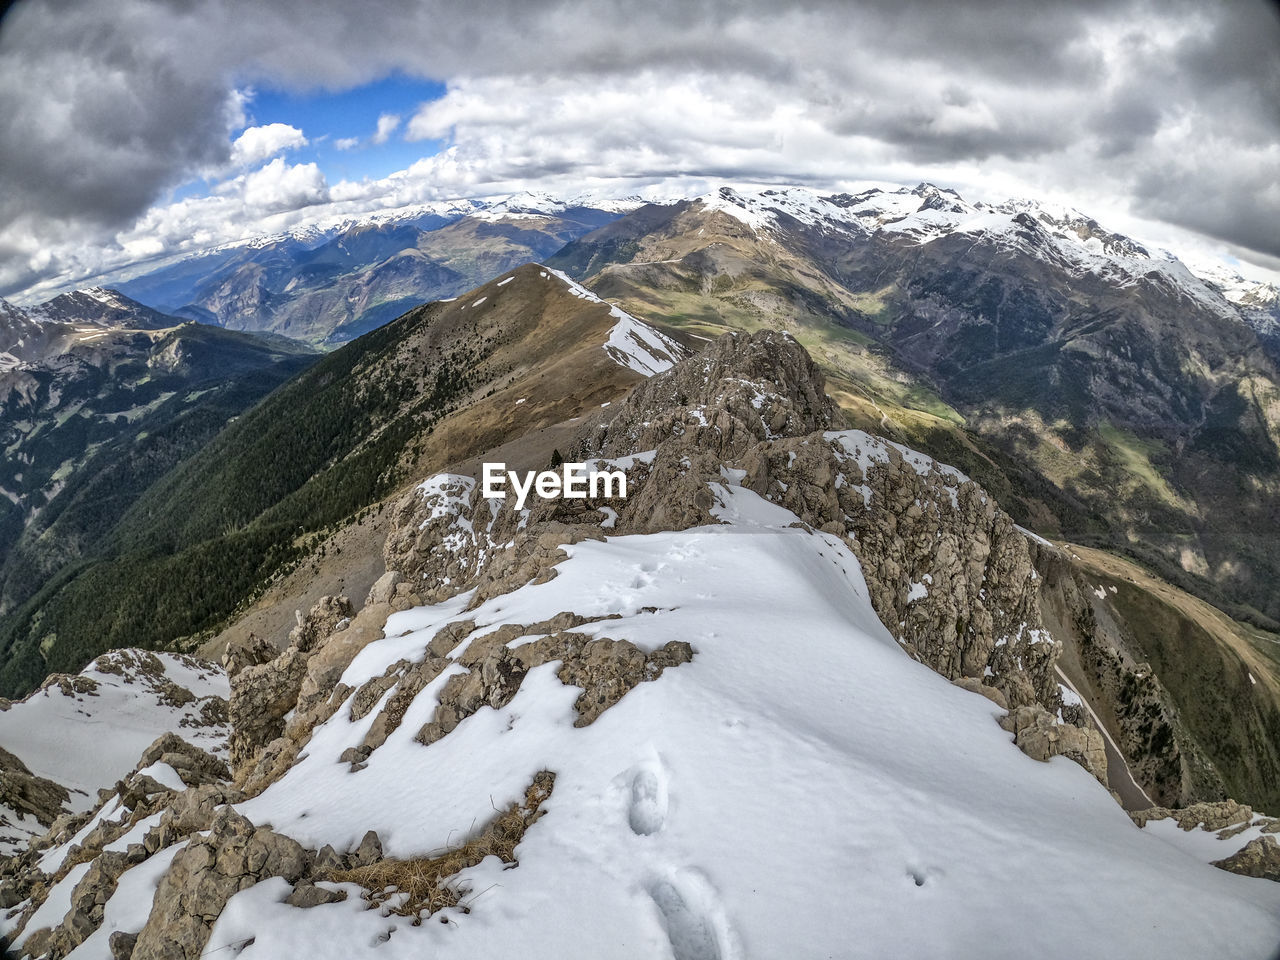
[646,868,739,960]
[627,760,670,836]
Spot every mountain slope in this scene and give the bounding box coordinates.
[0,649,227,856]
[0,293,318,617]
[2,330,1279,959]
[0,266,683,696]
[548,184,1280,627]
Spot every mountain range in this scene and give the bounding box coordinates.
[1,182,1280,957]
[113,195,627,346]
[0,309,1277,959]
[546,184,1280,629]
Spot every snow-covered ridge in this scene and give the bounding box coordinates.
[222,453,1280,957]
[542,266,687,376]
[689,183,1273,327]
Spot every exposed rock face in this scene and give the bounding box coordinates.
[1031,541,1225,808]
[0,745,69,827]
[131,808,309,960]
[584,327,840,463]
[1212,836,1280,881]
[228,596,352,771]
[222,633,276,677]
[741,433,1059,709]
[999,705,1108,786]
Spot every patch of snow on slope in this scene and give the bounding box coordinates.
[543,267,685,376]
[1140,817,1273,866]
[223,493,1280,958]
[9,861,91,949]
[0,651,228,813]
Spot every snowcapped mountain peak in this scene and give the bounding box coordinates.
[995,198,1152,260]
[910,182,975,214]
[485,190,571,217]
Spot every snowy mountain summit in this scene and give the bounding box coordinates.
[2,331,1280,959]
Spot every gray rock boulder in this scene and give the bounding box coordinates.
[131,808,309,960]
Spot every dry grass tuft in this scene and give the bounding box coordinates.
[325,770,555,922]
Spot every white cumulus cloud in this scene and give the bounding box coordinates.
[229,123,308,167]
[241,158,330,212]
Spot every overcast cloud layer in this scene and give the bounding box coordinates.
[0,0,1277,299]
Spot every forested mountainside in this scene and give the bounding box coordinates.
[0,290,317,622]
[0,265,680,697]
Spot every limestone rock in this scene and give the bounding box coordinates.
[286,881,348,908]
[367,570,402,605]
[999,704,1109,787]
[289,596,354,654]
[228,649,309,771]
[953,677,1010,710]
[0,745,69,827]
[136,733,230,788]
[1212,835,1280,881]
[131,808,309,960]
[1130,799,1253,832]
[227,595,353,773]
[144,784,244,854]
[109,931,138,960]
[351,830,382,868]
[222,633,276,678]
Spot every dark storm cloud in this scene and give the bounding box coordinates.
[1,0,1278,297]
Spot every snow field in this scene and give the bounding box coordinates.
[210,484,1280,958]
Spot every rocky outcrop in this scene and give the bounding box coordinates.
[136,733,230,788]
[1130,799,1257,832]
[0,746,69,828]
[416,627,693,745]
[228,595,352,771]
[1212,836,1280,881]
[999,705,1108,785]
[338,613,693,769]
[1031,541,1225,808]
[131,807,309,960]
[222,633,276,677]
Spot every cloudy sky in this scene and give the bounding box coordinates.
[1,0,1278,301]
